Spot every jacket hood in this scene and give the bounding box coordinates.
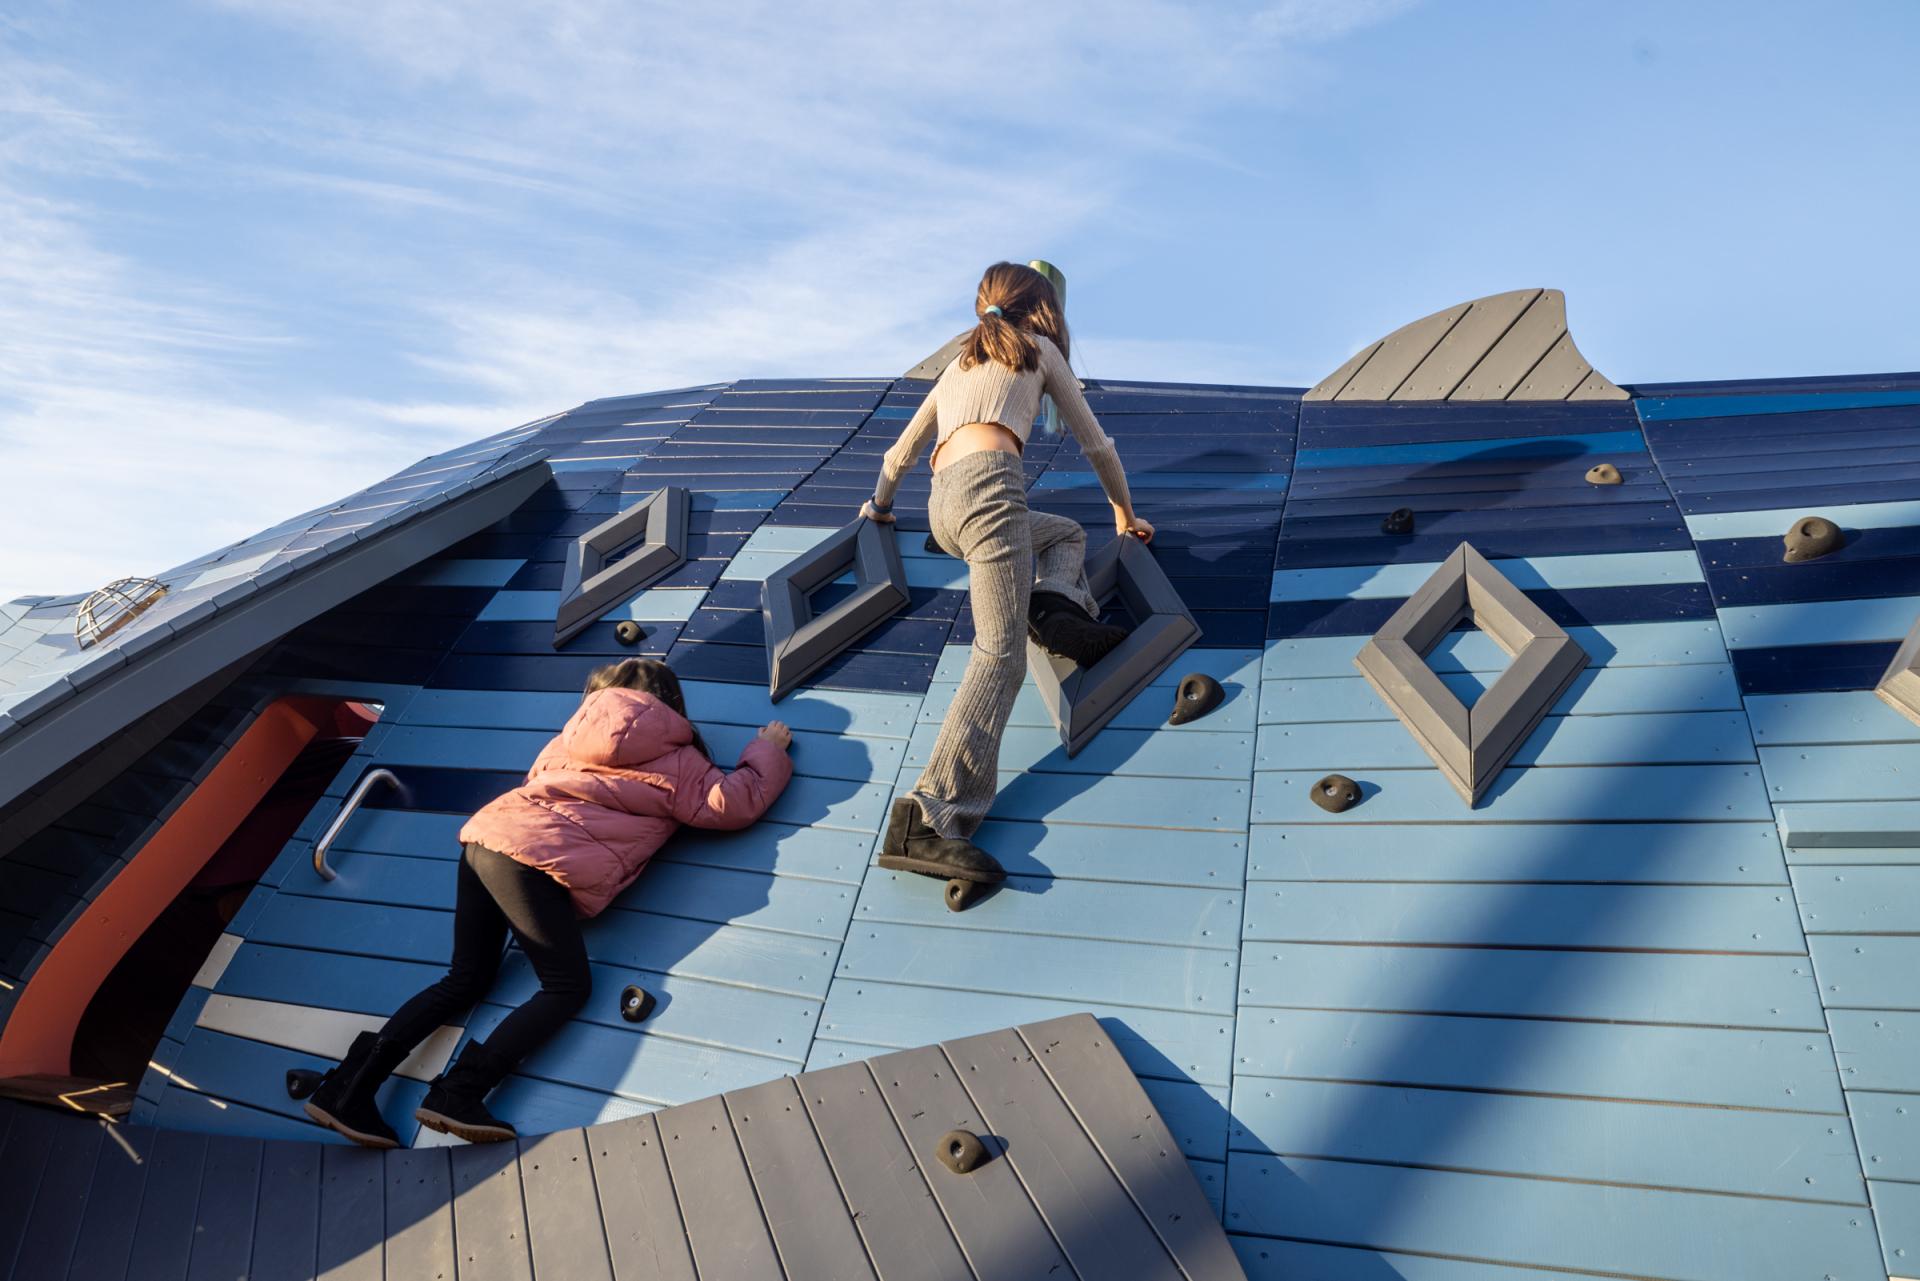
[561,688,694,769]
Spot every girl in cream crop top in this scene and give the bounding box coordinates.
[868,334,1132,516]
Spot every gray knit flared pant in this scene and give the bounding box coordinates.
[906,450,1099,839]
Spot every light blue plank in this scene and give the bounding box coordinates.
[248,894,450,964]
[1244,883,1804,952]
[1228,1078,1863,1202]
[614,861,855,940]
[1222,1155,1885,1279]
[394,558,525,588]
[580,906,839,998]
[1763,744,1920,804]
[967,771,1250,829]
[1638,389,1920,420]
[1846,1092,1920,1183]
[330,808,466,860]
[476,587,706,623]
[905,722,1254,779]
[1270,550,1701,602]
[278,850,454,910]
[1252,764,1773,823]
[920,678,1257,734]
[1233,1239,1595,1281]
[1255,711,1755,770]
[1721,595,1920,649]
[375,724,550,772]
[1827,1011,1920,1092]
[1294,428,1646,469]
[1139,1077,1232,1162]
[853,871,1241,951]
[655,821,874,885]
[164,1026,429,1134]
[486,1075,657,1135]
[815,983,1234,1087]
[1869,1178,1920,1278]
[1249,821,1785,884]
[1779,802,1920,849]
[400,682,920,738]
[1234,1009,1846,1111]
[1748,690,1920,746]
[1793,865,1920,934]
[834,920,1236,1013]
[934,644,1262,689]
[1237,943,1824,1029]
[1261,620,1728,679]
[211,942,446,1017]
[721,548,967,590]
[1684,496,1920,540]
[959,819,1245,887]
[1032,471,1287,491]
[763,776,892,832]
[465,1001,790,1107]
[703,722,902,782]
[1808,936,1920,1009]
[1790,845,1920,866]
[1259,664,1743,723]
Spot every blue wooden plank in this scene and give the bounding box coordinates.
[1868,1178,1920,1277]
[400,681,919,737]
[1228,1078,1862,1202]
[214,941,447,1016]
[1256,711,1755,770]
[1724,595,1920,650]
[815,983,1234,1087]
[1031,471,1287,491]
[1223,1155,1884,1278]
[933,640,1261,687]
[1270,550,1700,602]
[1277,519,1692,565]
[1294,429,1646,469]
[920,678,1256,734]
[1260,666,1742,723]
[1248,821,1785,883]
[1243,883,1803,952]
[1746,690,1920,745]
[1235,1009,1844,1111]
[1638,389,1920,420]
[905,722,1254,779]
[477,587,706,623]
[1267,582,1716,637]
[667,639,938,695]
[654,820,874,884]
[1252,764,1772,822]
[396,558,527,587]
[1233,1239,1593,1281]
[1705,522,1920,572]
[1238,943,1822,1028]
[1792,864,1920,932]
[1673,473,1920,515]
[1684,497,1920,541]
[1807,936,1920,1008]
[611,861,856,940]
[164,1027,428,1135]
[1261,620,1726,679]
[854,869,1241,950]
[1710,556,1920,609]
[1828,1011,1920,1091]
[1733,641,1898,694]
[1845,1091,1920,1182]
[582,905,838,996]
[1761,744,1920,802]
[940,771,1250,829]
[950,819,1245,888]
[374,720,900,783]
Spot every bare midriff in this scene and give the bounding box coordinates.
[931,421,1024,472]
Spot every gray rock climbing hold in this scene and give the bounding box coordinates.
[1168,673,1224,725]
[614,620,645,646]
[1381,507,1414,535]
[1310,773,1362,813]
[935,1129,988,1174]
[1783,515,1843,563]
[1585,462,1623,486]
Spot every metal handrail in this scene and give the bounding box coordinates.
[313,768,402,881]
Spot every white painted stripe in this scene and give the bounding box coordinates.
[190,933,243,990]
[195,993,461,1081]
[1270,550,1704,602]
[1719,595,1920,649]
[1685,498,1920,541]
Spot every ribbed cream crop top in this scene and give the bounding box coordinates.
[871,334,1131,513]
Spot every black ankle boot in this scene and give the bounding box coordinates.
[875,799,1005,882]
[305,1031,410,1149]
[1028,590,1129,667]
[415,1039,517,1144]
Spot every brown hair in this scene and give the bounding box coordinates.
[957,262,1070,373]
[583,657,709,759]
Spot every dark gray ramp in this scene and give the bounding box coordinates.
[0,1013,1241,1281]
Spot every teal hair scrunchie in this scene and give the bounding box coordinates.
[983,305,1003,317]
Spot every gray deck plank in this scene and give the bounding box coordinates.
[656,1093,783,1281]
[1019,1014,1243,1280]
[518,1128,614,1281]
[65,1125,156,1281]
[0,1104,55,1274]
[315,1146,383,1281]
[250,1139,322,1281]
[799,1061,971,1281]
[185,1135,262,1281]
[384,1148,454,1281]
[450,1142,534,1281]
[872,1043,1071,1281]
[126,1127,208,1281]
[584,1113,697,1281]
[724,1076,877,1281]
[9,1110,104,1281]
[944,1027,1183,1281]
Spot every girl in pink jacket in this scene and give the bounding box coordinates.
[303,658,793,1148]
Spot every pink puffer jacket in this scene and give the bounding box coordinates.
[459,688,793,917]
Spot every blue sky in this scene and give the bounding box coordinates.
[2,0,1916,599]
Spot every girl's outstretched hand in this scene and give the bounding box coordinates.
[758,721,792,750]
[860,500,895,524]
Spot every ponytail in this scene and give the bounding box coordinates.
[957,261,1070,373]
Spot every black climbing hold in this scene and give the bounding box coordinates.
[1381,507,1414,535]
[924,532,946,555]
[935,1129,988,1174]
[285,1068,324,1100]
[1310,773,1362,813]
[1783,515,1843,563]
[1168,673,1224,726]
[1585,462,1623,486]
[619,984,657,1023]
[614,620,646,646]
[945,878,986,912]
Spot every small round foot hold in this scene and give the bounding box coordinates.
[619,984,657,1023]
[935,1129,988,1173]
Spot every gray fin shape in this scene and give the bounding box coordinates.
[1028,534,1201,756]
[762,518,910,702]
[553,486,690,649]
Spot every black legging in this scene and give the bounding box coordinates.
[380,842,591,1067]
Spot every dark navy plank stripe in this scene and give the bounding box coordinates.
[1732,642,1899,695]
[1266,582,1716,639]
